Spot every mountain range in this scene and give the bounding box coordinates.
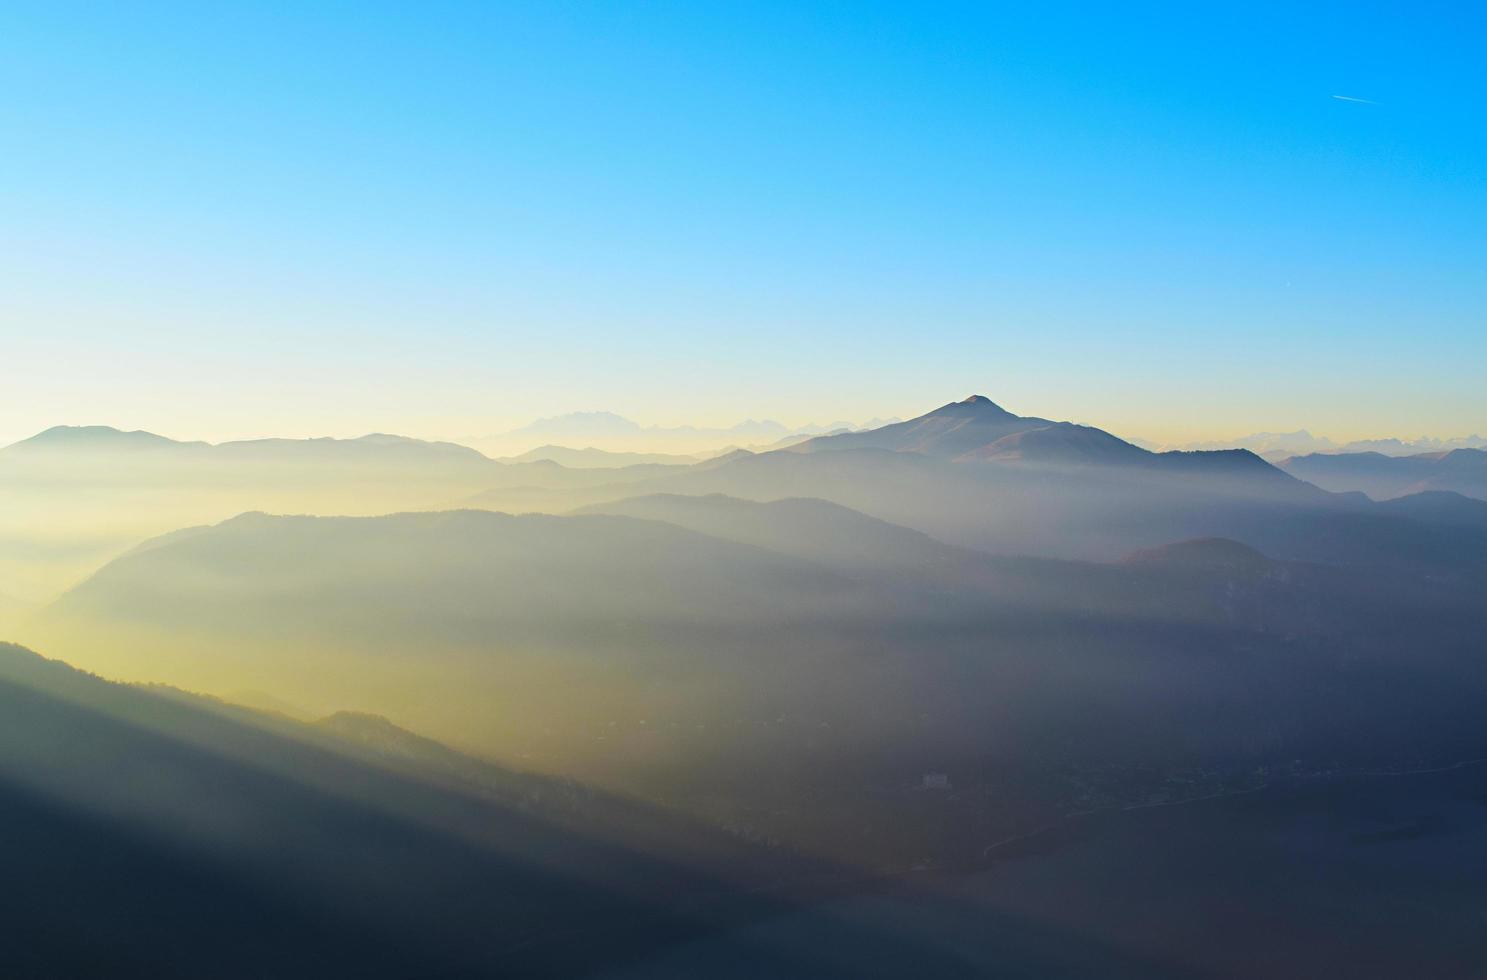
[0,425,691,602]
[465,397,1487,577]
[469,411,901,457]
[0,640,804,978]
[8,396,1487,607]
[1145,430,1487,461]
[21,484,1487,867]
[1281,448,1487,502]
[11,392,1487,975]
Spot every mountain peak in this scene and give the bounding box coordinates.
[926,395,1017,420]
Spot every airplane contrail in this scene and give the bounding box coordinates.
[1332,94,1377,105]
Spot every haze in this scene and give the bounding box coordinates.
[3,4,1487,979]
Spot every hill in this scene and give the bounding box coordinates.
[572,494,959,570]
[24,507,1487,870]
[0,424,692,602]
[1375,490,1487,528]
[0,641,797,978]
[502,444,702,467]
[4,425,206,453]
[956,421,1154,465]
[1281,448,1487,501]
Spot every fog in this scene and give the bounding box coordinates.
[5,400,1487,975]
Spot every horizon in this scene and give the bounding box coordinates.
[4,2,1485,445]
[4,396,1484,457]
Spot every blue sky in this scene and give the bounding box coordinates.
[2,1,1483,444]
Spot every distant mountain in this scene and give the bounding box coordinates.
[1151,430,1487,460]
[6,424,206,453]
[1152,430,1338,460]
[475,412,892,456]
[480,411,791,455]
[471,397,1398,565]
[501,444,702,468]
[0,424,703,601]
[462,396,1487,583]
[1339,434,1487,455]
[506,410,647,439]
[214,432,489,463]
[1280,448,1487,501]
[0,425,494,468]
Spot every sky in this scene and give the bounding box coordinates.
[2,1,1484,447]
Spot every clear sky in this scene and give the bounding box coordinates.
[2,1,1484,446]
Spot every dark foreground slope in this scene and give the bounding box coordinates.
[7,640,1487,979]
[0,643,803,979]
[604,763,1487,980]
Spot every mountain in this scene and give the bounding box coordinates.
[480,412,792,456]
[1151,430,1339,460]
[471,470,1487,593]
[0,424,700,602]
[1281,448,1487,501]
[39,509,863,644]
[956,421,1154,466]
[1148,430,1487,460]
[789,395,1049,458]
[26,510,875,774]
[1123,536,1275,572]
[695,447,757,469]
[0,641,802,979]
[749,395,1319,488]
[5,424,207,453]
[469,397,1441,568]
[25,502,1487,871]
[0,426,507,602]
[212,432,490,464]
[0,425,490,464]
[502,445,702,468]
[1339,434,1487,455]
[1375,490,1487,528]
[476,412,903,457]
[573,494,960,570]
[503,410,648,440]
[790,397,1299,479]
